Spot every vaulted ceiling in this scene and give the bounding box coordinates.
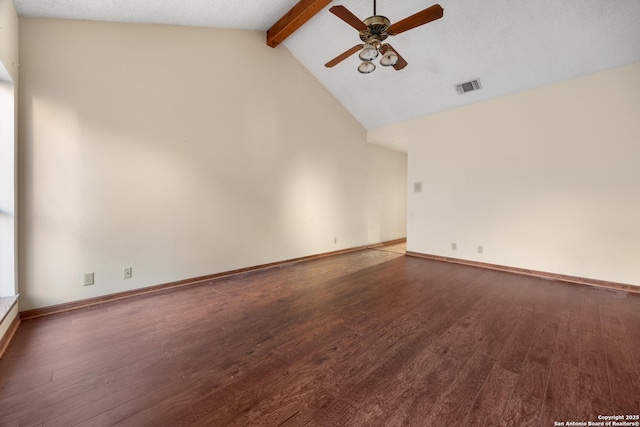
[13,0,640,151]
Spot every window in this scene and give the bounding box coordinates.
[0,62,16,298]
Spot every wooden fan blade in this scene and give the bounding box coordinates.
[381,44,408,70]
[325,44,365,67]
[387,4,443,36]
[330,5,368,32]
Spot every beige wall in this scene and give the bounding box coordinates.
[371,62,640,286]
[365,145,407,243]
[18,18,407,310]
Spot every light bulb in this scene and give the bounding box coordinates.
[358,44,379,61]
[380,50,399,66]
[358,61,376,74]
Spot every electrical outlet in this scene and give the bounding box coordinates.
[451,242,457,251]
[414,182,423,193]
[123,267,132,279]
[477,245,484,254]
[334,237,337,244]
[84,273,94,286]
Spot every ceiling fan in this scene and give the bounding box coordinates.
[325,1,444,74]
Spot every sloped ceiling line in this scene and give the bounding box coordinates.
[12,0,640,143]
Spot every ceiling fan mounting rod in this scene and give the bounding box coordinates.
[373,0,376,16]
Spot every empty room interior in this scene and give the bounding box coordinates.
[1,0,640,425]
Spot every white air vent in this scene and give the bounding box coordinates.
[455,78,482,95]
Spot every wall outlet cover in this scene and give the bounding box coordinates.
[84,272,94,286]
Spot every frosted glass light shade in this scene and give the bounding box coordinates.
[358,61,376,74]
[359,44,379,61]
[380,50,398,66]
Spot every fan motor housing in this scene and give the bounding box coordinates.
[359,16,391,43]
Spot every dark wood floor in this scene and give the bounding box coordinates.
[1,248,639,426]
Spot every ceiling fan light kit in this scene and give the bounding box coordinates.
[358,43,379,61]
[358,61,376,74]
[325,1,444,74]
[380,49,399,67]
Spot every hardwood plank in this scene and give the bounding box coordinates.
[305,398,358,427]
[579,368,609,406]
[578,287,602,335]
[423,351,495,425]
[554,313,581,367]
[3,380,119,426]
[222,371,334,427]
[577,395,613,421]
[326,331,436,425]
[2,372,116,418]
[497,309,539,374]
[146,407,198,427]
[602,330,640,413]
[499,388,543,427]
[579,332,612,404]
[619,308,640,379]
[69,380,192,427]
[400,354,464,427]
[539,359,580,426]
[600,314,628,343]
[477,304,524,360]
[464,365,519,426]
[186,363,333,427]
[2,247,639,426]
[511,321,559,401]
[435,321,484,361]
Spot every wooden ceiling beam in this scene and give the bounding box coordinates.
[267,0,332,48]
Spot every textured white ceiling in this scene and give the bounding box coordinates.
[12,0,301,30]
[284,0,640,131]
[14,0,640,151]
